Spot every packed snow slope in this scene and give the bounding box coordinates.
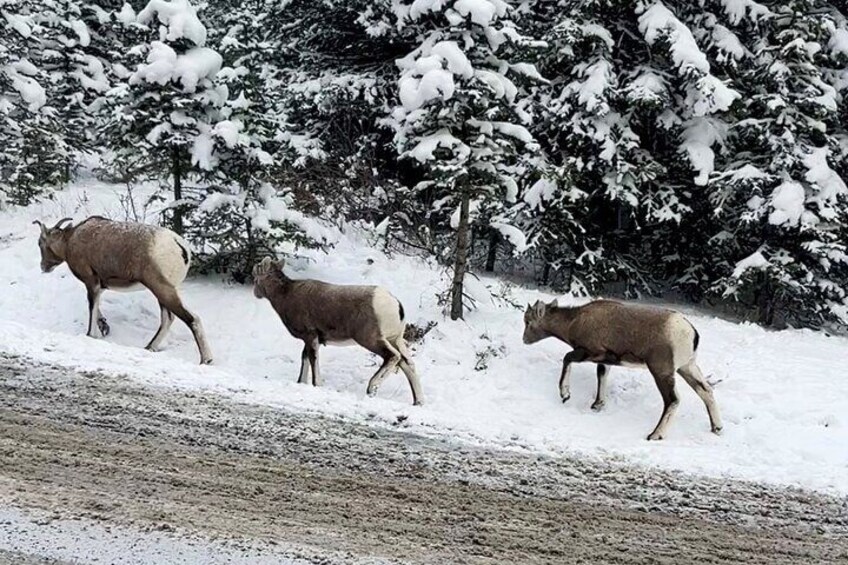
[1,180,846,494]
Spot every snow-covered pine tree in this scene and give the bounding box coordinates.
[35,1,119,181]
[517,0,743,298]
[703,0,848,328]
[518,1,652,295]
[1,1,66,205]
[215,0,410,226]
[372,0,541,319]
[183,1,328,281]
[102,0,228,234]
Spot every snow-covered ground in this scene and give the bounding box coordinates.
[1,180,847,495]
[0,507,311,565]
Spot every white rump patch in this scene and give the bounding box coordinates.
[150,231,191,286]
[372,287,404,338]
[665,314,697,369]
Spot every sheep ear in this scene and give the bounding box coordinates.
[275,258,285,271]
[532,300,546,316]
[548,299,558,308]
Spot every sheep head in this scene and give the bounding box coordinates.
[34,218,73,273]
[252,256,285,299]
[523,299,557,344]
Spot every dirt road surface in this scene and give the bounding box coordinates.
[0,352,846,564]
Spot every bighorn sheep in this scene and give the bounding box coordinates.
[252,257,422,405]
[34,216,213,364]
[523,299,722,440]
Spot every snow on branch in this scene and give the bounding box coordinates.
[680,117,727,186]
[130,42,222,93]
[489,221,527,253]
[804,147,848,211]
[638,2,709,74]
[406,0,508,27]
[731,250,770,280]
[137,0,208,46]
[719,0,772,26]
[406,129,470,162]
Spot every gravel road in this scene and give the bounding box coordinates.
[0,352,846,564]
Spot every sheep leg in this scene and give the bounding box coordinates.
[298,342,312,384]
[85,283,106,338]
[145,305,174,351]
[395,337,423,406]
[149,284,213,365]
[559,349,587,403]
[647,365,679,441]
[98,316,110,337]
[677,361,723,435]
[592,364,609,411]
[366,340,401,398]
[308,340,322,387]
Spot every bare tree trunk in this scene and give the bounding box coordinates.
[450,191,471,320]
[756,274,775,327]
[485,230,498,273]
[172,146,184,235]
[243,214,256,283]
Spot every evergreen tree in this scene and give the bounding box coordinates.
[101,0,229,234]
[1,1,65,204]
[704,0,848,327]
[371,0,541,319]
[184,2,328,280]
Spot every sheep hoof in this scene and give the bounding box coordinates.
[97,318,110,336]
[711,425,723,435]
[646,431,664,441]
[413,400,423,406]
[561,394,570,404]
[200,358,213,365]
[591,400,605,411]
[366,389,378,398]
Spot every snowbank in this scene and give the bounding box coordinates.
[2,181,848,495]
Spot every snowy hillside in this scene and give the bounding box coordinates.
[1,181,846,495]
